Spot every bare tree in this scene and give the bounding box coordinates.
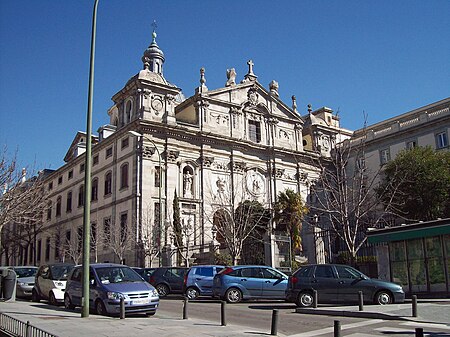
[204,174,271,265]
[107,215,136,264]
[139,202,160,267]
[0,147,48,263]
[308,126,400,264]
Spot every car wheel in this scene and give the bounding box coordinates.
[374,290,392,305]
[64,294,75,310]
[95,299,107,316]
[225,288,242,303]
[156,284,169,297]
[297,291,314,307]
[186,287,200,300]
[49,292,58,306]
[31,288,40,303]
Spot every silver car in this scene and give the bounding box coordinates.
[9,266,38,298]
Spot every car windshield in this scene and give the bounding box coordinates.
[13,267,37,278]
[96,266,143,284]
[50,265,74,280]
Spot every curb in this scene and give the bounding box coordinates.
[294,308,408,321]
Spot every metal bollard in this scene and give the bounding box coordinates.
[270,309,279,336]
[221,301,227,326]
[26,321,31,337]
[120,298,125,319]
[412,295,418,317]
[334,320,341,337]
[415,327,424,337]
[358,291,364,311]
[312,289,318,308]
[183,296,189,319]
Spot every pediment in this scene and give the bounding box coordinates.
[64,132,98,163]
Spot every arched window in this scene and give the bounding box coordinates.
[120,163,129,189]
[92,178,98,201]
[104,171,112,195]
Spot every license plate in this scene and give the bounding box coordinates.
[131,298,150,305]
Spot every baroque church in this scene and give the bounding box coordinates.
[15,30,350,268]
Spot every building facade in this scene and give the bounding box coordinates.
[3,31,348,268]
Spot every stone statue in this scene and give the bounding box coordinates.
[226,68,236,86]
[183,172,193,198]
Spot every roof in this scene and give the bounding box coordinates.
[367,218,450,244]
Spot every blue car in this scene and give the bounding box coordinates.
[212,265,288,303]
[64,263,159,316]
[183,265,225,300]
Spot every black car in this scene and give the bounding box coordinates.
[149,267,188,297]
[132,267,156,283]
[286,264,405,307]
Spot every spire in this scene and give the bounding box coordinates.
[142,21,165,74]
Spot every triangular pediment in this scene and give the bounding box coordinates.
[64,132,98,163]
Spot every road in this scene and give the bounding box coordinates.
[157,296,450,336]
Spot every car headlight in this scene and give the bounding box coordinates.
[107,292,125,300]
[150,289,159,297]
[17,282,26,286]
[54,281,65,288]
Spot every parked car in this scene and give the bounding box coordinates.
[212,265,288,303]
[64,263,159,316]
[183,265,225,300]
[8,266,38,298]
[32,263,74,305]
[149,267,188,297]
[285,264,405,307]
[132,267,156,283]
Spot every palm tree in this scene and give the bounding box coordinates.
[274,189,308,265]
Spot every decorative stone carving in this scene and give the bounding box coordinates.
[296,172,308,181]
[142,145,155,159]
[151,96,164,113]
[210,113,229,126]
[246,170,265,196]
[201,156,214,167]
[226,68,236,87]
[274,168,285,178]
[165,150,179,162]
[292,95,298,113]
[279,129,290,140]
[247,87,259,107]
[213,161,229,171]
[233,161,246,173]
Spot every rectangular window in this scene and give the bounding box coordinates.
[406,140,417,150]
[54,235,60,260]
[436,131,448,149]
[68,170,73,180]
[380,148,391,164]
[48,182,53,191]
[78,185,84,207]
[45,237,50,261]
[47,202,52,220]
[103,217,111,248]
[66,192,72,213]
[58,176,63,185]
[77,227,83,253]
[106,146,113,158]
[93,154,99,166]
[80,163,85,173]
[56,198,61,217]
[120,164,129,189]
[91,222,97,250]
[120,213,128,241]
[37,239,42,262]
[121,137,129,149]
[155,166,161,188]
[248,120,261,143]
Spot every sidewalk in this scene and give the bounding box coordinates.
[0,301,267,337]
[294,299,450,325]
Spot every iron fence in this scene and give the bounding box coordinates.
[0,313,58,337]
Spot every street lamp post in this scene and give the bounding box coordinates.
[129,131,163,266]
[81,0,99,318]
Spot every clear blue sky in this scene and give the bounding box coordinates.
[1,0,449,171]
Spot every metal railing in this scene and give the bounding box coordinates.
[0,313,58,337]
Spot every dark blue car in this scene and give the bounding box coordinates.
[212,265,288,303]
[64,263,159,316]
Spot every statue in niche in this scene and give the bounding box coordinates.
[183,171,193,198]
[226,68,236,86]
[216,177,226,193]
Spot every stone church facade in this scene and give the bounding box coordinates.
[9,31,349,268]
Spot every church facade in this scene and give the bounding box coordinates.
[4,31,350,268]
